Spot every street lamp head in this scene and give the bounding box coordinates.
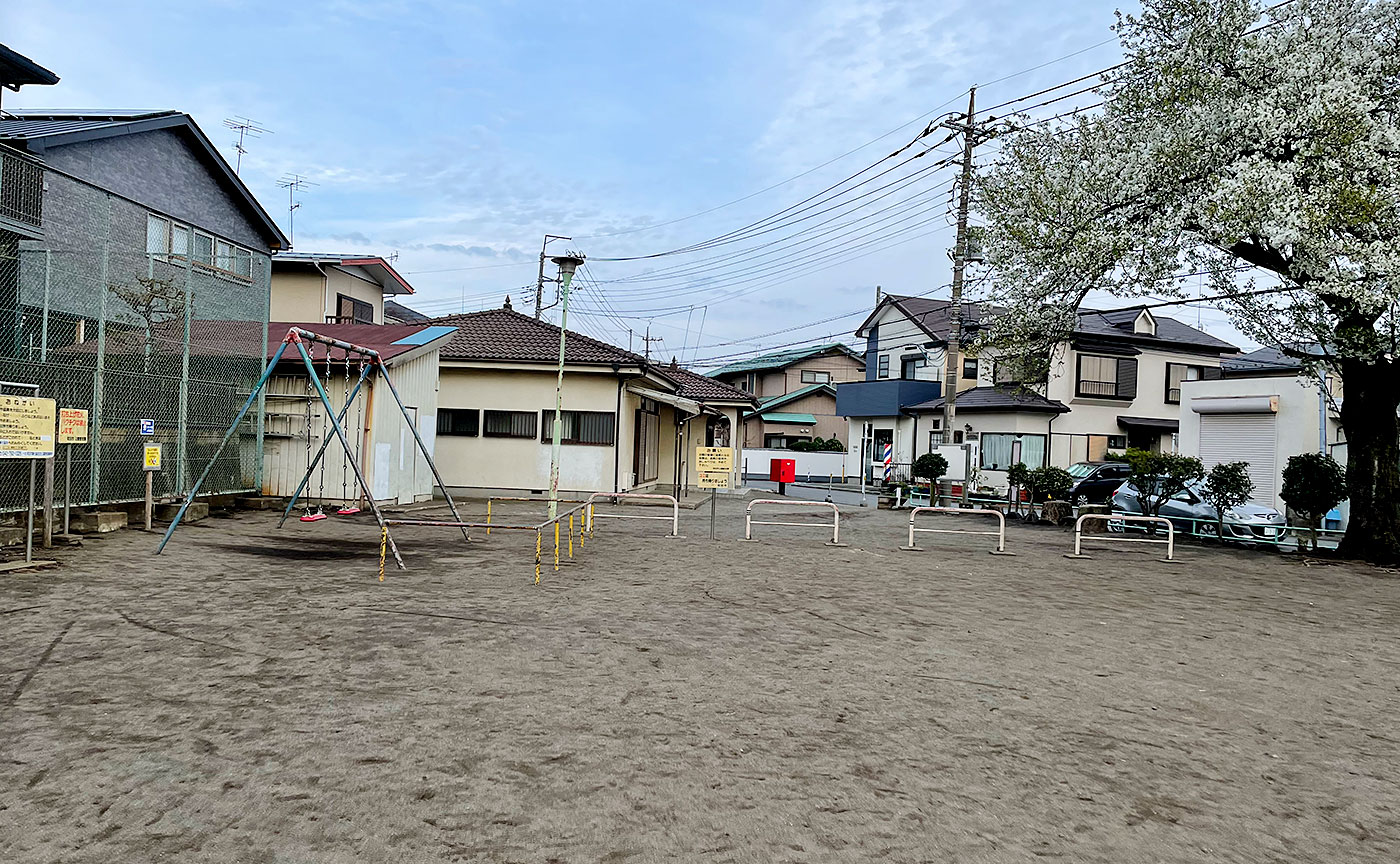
[552,254,586,280]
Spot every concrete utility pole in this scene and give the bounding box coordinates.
[942,88,977,446]
[548,254,586,519]
[640,323,662,360]
[534,234,572,319]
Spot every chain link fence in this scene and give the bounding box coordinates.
[1,146,270,513]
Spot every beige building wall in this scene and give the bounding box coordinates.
[327,267,386,323]
[269,271,325,323]
[743,389,846,447]
[435,365,630,494]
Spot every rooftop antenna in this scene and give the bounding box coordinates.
[276,173,318,246]
[223,116,270,175]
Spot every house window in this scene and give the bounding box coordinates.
[483,410,538,438]
[1165,363,1203,404]
[171,224,189,259]
[739,373,757,393]
[900,355,925,379]
[193,232,214,266]
[1107,435,1128,450]
[146,215,170,257]
[800,370,832,384]
[962,357,979,379]
[980,433,1048,471]
[436,408,479,437]
[336,294,375,325]
[542,410,616,446]
[1076,354,1136,399]
[877,355,890,379]
[765,434,809,449]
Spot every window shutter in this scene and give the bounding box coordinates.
[1116,358,1138,399]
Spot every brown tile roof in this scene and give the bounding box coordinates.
[431,307,650,366]
[661,364,758,404]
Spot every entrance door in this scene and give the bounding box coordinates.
[399,406,418,504]
[871,429,893,482]
[633,400,659,486]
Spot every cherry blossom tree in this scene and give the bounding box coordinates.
[976,0,1400,563]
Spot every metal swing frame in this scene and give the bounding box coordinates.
[156,327,470,570]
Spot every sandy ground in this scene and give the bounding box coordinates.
[2,496,1398,863]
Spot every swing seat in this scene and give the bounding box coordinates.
[299,512,328,522]
[336,506,361,515]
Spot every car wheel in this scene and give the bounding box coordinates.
[1197,522,1220,540]
[1075,493,1090,506]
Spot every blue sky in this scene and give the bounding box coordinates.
[1,1,1247,362]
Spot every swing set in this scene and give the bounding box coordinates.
[156,326,471,571]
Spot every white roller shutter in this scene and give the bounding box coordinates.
[1199,413,1277,505]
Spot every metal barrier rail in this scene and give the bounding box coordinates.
[1105,509,1337,550]
[1067,513,1176,561]
[485,496,587,536]
[742,499,846,546]
[387,500,593,585]
[584,492,682,538]
[900,506,1012,555]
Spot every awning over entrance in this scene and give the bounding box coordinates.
[1117,415,1180,432]
[626,385,709,417]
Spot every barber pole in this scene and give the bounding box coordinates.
[883,442,893,482]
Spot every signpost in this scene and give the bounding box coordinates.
[0,393,57,566]
[143,444,162,531]
[695,446,734,540]
[139,418,155,436]
[58,408,88,535]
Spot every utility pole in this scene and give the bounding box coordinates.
[534,234,572,319]
[942,88,977,448]
[548,254,586,519]
[640,323,662,360]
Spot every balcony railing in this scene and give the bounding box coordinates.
[1076,380,1118,398]
[0,146,44,232]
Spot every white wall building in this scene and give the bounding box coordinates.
[1178,347,1343,514]
[837,294,1240,489]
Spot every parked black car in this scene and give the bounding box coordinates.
[1066,461,1132,505]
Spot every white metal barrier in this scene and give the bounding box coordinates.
[1066,513,1176,561]
[900,506,1012,555]
[585,492,682,538]
[742,499,846,546]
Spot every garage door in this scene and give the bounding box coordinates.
[1199,413,1277,505]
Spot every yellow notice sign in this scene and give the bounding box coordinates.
[695,446,734,471]
[698,471,730,489]
[58,408,89,444]
[0,395,57,459]
[143,444,162,471]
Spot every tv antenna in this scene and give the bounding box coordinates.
[276,173,318,245]
[223,116,270,175]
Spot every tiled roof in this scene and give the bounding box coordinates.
[661,365,757,404]
[863,294,1237,354]
[1221,346,1317,375]
[431,307,651,366]
[384,300,431,323]
[54,321,453,365]
[907,386,1069,415]
[707,342,863,376]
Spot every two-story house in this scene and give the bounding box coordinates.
[270,252,415,325]
[837,293,1239,486]
[0,102,288,512]
[707,342,863,448]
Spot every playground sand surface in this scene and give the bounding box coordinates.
[2,499,1398,862]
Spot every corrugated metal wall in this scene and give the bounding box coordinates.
[261,349,440,505]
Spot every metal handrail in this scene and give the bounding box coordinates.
[584,492,681,538]
[1068,513,1175,561]
[902,506,1011,554]
[743,499,845,546]
[486,495,588,535]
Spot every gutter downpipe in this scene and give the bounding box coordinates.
[613,366,624,493]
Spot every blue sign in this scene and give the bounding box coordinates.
[139,418,155,436]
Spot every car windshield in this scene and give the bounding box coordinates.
[1067,463,1097,479]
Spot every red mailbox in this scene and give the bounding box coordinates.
[769,458,796,483]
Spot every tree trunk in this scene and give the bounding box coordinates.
[1336,356,1400,564]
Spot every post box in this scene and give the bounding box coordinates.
[769,458,796,483]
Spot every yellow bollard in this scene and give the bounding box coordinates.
[486,499,492,536]
[569,514,575,559]
[554,521,560,572]
[534,530,541,585]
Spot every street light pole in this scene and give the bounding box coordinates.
[548,253,586,519]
